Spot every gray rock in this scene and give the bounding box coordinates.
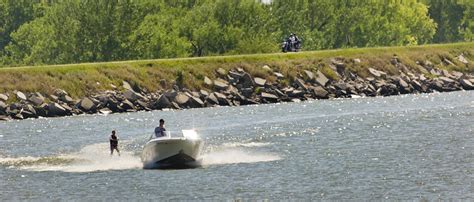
[311,86,329,99]
[240,88,254,98]
[240,73,255,88]
[136,100,150,110]
[451,71,464,79]
[294,78,307,90]
[155,94,172,109]
[411,80,425,92]
[188,96,205,108]
[28,93,45,106]
[457,54,468,64]
[353,58,361,63]
[439,76,455,84]
[199,90,209,98]
[120,99,135,110]
[0,101,6,114]
[122,81,133,91]
[214,92,230,105]
[79,97,96,112]
[174,93,190,106]
[48,103,68,117]
[261,92,279,103]
[460,79,474,90]
[262,65,272,72]
[304,70,314,81]
[164,90,178,100]
[60,95,74,104]
[54,89,68,97]
[213,79,229,91]
[207,93,219,105]
[254,77,266,87]
[0,93,8,101]
[49,94,59,102]
[216,68,227,77]
[34,104,48,117]
[0,115,10,121]
[228,71,243,81]
[368,68,387,78]
[288,89,305,98]
[204,76,213,86]
[274,72,284,79]
[315,71,329,87]
[16,91,27,101]
[124,89,144,101]
[443,58,455,66]
[99,108,113,115]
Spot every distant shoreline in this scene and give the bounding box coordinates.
[1,43,473,121]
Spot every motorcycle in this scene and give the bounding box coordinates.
[281,38,301,53]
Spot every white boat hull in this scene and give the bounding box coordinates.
[141,137,203,169]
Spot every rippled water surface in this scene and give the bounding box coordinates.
[1,91,473,200]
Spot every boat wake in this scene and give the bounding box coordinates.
[199,141,281,166]
[0,143,142,173]
[0,141,281,172]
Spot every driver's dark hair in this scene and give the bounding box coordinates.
[159,119,164,123]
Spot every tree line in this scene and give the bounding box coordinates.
[0,0,472,67]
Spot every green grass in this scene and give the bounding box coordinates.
[0,42,473,99]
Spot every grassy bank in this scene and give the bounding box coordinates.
[1,42,473,100]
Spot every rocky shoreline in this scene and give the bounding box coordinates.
[1,56,473,121]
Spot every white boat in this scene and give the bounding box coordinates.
[141,130,203,169]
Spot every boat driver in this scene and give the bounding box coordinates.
[154,119,166,138]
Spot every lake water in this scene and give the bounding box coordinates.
[0,91,473,200]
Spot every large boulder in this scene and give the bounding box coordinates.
[315,71,329,87]
[59,95,74,104]
[48,103,68,117]
[21,104,38,119]
[34,104,48,117]
[214,92,231,106]
[28,93,45,106]
[294,78,308,90]
[213,79,229,91]
[240,72,255,88]
[460,79,474,90]
[174,93,190,106]
[164,90,178,100]
[206,93,219,105]
[16,91,27,101]
[261,92,279,103]
[124,89,144,101]
[79,97,96,112]
[120,99,135,110]
[304,70,314,81]
[311,86,329,99]
[155,94,172,109]
[188,96,205,108]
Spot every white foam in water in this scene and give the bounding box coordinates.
[0,143,142,173]
[199,143,281,166]
[0,141,281,171]
[221,142,272,148]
